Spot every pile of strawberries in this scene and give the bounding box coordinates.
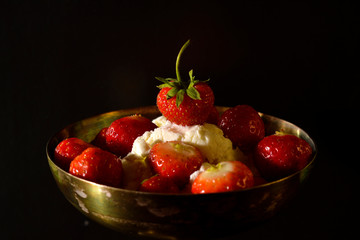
[53,40,313,194]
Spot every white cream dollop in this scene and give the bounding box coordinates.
[131,116,245,164]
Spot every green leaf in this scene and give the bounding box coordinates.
[165,77,178,81]
[155,77,177,84]
[176,89,185,107]
[189,69,195,81]
[166,87,179,99]
[157,83,170,89]
[156,76,181,89]
[155,77,167,83]
[188,80,194,88]
[186,86,201,100]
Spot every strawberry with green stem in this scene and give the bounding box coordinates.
[156,40,215,126]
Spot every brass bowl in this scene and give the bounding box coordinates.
[46,106,317,239]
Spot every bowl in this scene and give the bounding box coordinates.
[46,106,317,239]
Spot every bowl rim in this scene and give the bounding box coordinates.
[46,106,317,197]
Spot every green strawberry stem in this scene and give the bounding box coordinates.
[175,40,191,85]
[156,39,209,107]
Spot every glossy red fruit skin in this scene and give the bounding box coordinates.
[139,175,180,193]
[206,105,220,125]
[54,137,93,171]
[254,134,313,180]
[191,161,254,194]
[106,115,157,157]
[91,127,108,150]
[149,141,205,187]
[156,82,215,126]
[218,105,265,152]
[69,147,123,188]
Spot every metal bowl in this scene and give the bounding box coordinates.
[46,106,317,239]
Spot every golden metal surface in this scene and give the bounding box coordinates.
[46,106,317,238]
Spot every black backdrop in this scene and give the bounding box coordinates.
[2,0,357,239]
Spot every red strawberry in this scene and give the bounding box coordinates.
[54,137,93,170]
[156,40,214,126]
[254,176,268,186]
[191,161,254,194]
[140,175,180,193]
[149,141,205,187]
[91,127,108,150]
[206,105,220,125]
[69,147,123,188]
[157,83,214,126]
[106,115,157,157]
[254,134,313,180]
[218,105,265,152]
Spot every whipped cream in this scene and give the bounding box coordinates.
[131,116,245,164]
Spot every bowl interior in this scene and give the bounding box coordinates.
[46,106,317,238]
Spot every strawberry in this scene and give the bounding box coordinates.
[106,115,157,157]
[254,176,268,186]
[254,133,313,180]
[91,127,108,150]
[69,147,123,188]
[218,105,265,152]
[54,137,93,170]
[206,105,220,125]
[140,175,180,193]
[149,141,205,187]
[156,40,214,126]
[191,161,254,194]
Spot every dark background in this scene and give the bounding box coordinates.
[2,0,357,239]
